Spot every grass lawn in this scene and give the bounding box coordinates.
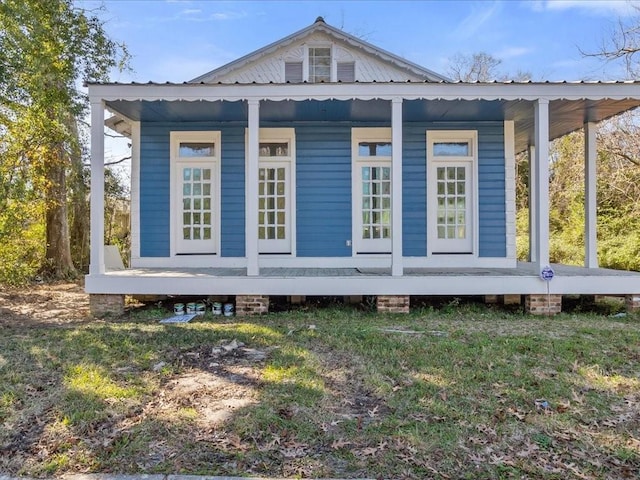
[1,297,639,478]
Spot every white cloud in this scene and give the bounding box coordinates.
[533,0,640,17]
[452,1,503,40]
[181,9,201,15]
[495,46,533,59]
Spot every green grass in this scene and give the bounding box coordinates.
[1,302,640,478]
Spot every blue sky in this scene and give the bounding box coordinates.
[81,0,640,83]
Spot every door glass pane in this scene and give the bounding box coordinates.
[180,164,214,245]
[360,165,391,240]
[435,165,468,241]
[259,166,287,240]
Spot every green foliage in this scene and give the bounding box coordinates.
[0,0,129,281]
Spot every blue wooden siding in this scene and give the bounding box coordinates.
[295,125,352,257]
[139,120,505,259]
[139,122,245,257]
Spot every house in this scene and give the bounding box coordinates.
[86,17,640,316]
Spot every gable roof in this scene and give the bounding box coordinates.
[189,16,450,84]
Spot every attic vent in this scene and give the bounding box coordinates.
[337,62,355,82]
[285,61,303,83]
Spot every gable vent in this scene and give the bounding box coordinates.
[337,62,355,82]
[285,61,303,83]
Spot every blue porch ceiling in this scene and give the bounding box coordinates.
[106,98,513,123]
[105,97,640,152]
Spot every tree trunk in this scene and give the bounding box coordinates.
[43,150,76,279]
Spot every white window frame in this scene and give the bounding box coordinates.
[170,131,221,257]
[298,44,336,83]
[427,130,478,256]
[352,127,393,255]
[246,127,296,255]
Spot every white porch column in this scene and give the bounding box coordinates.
[89,99,105,275]
[533,99,550,269]
[246,99,260,276]
[391,98,403,276]
[528,144,538,263]
[584,121,598,268]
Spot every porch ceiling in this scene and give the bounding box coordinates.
[105,96,640,153]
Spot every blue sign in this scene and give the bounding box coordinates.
[540,266,555,281]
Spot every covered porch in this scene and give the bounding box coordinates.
[86,81,640,315]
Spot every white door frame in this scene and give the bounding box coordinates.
[427,130,478,256]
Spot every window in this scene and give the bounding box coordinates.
[309,47,331,82]
[427,131,477,255]
[255,128,295,254]
[352,128,392,254]
[170,131,221,255]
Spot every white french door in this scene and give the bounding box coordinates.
[432,163,472,253]
[258,163,290,253]
[356,163,392,253]
[176,163,217,254]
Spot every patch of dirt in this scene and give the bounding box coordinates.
[149,341,268,428]
[0,282,92,328]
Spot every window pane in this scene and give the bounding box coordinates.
[259,143,289,156]
[183,198,191,210]
[193,198,201,210]
[203,228,211,240]
[358,142,392,157]
[179,142,215,157]
[277,227,285,239]
[433,141,469,156]
[193,168,201,181]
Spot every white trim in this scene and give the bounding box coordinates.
[169,131,221,256]
[351,127,393,255]
[528,145,537,263]
[246,100,260,275]
[130,121,141,263]
[89,100,106,275]
[88,82,640,104]
[131,256,246,269]
[391,98,403,276]
[252,127,297,255]
[128,255,514,270]
[584,121,598,268]
[426,130,478,255]
[533,99,550,269]
[504,121,516,260]
[85,267,640,296]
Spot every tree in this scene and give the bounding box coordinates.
[0,0,128,280]
[447,52,502,82]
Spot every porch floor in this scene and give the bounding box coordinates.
[108,262,640,278]
[86,262,640,297]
